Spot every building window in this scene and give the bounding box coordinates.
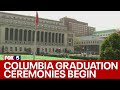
[45,32,47,42]
[56,33,58,43]
[15,47,17,51]
[10,28,13,40]
[49,48,51,52]
[24,30,27,41]
[19,29,23,41]
[45,48,47,53]
[68,43,71,46]
[52,33,54,43]
[41,31,44,42]
[49,32,51,43]
[20,47,22,51]
[28,30,31,41]
[62,34,64,43]
[32,31,35,41]
[5,28,9,40]
[53,48,54,52]
[15,29,18,41]
[59,33,61,43]
[37,31,40,42]
[63,49,64,52]
[24,47,26,51]
[68,39,71,42]
[5,47,8,52]
[10,47,13,51]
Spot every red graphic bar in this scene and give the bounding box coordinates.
[0,60,120,79]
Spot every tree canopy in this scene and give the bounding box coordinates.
[100,32,120,60]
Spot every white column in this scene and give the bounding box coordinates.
[58,33,60,44]
[57,33,59,44]
[43,32,45,43]
[8,28,10,41]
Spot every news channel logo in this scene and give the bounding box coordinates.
[4,55,21,60]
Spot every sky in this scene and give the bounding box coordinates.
[1,11,120,31]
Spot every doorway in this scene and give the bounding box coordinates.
[37,48,40,55]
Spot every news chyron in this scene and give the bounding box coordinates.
[4,55,21,60]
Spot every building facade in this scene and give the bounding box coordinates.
[74,36,104,55]
[93,29,117,39]
[60,17,96,37]
[0,12,74,54]
[74,29,119,55]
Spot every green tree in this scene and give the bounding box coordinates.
[100,33,120,60]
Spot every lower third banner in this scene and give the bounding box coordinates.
[0,60,120,79]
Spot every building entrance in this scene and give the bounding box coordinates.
[37,48,40,55]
